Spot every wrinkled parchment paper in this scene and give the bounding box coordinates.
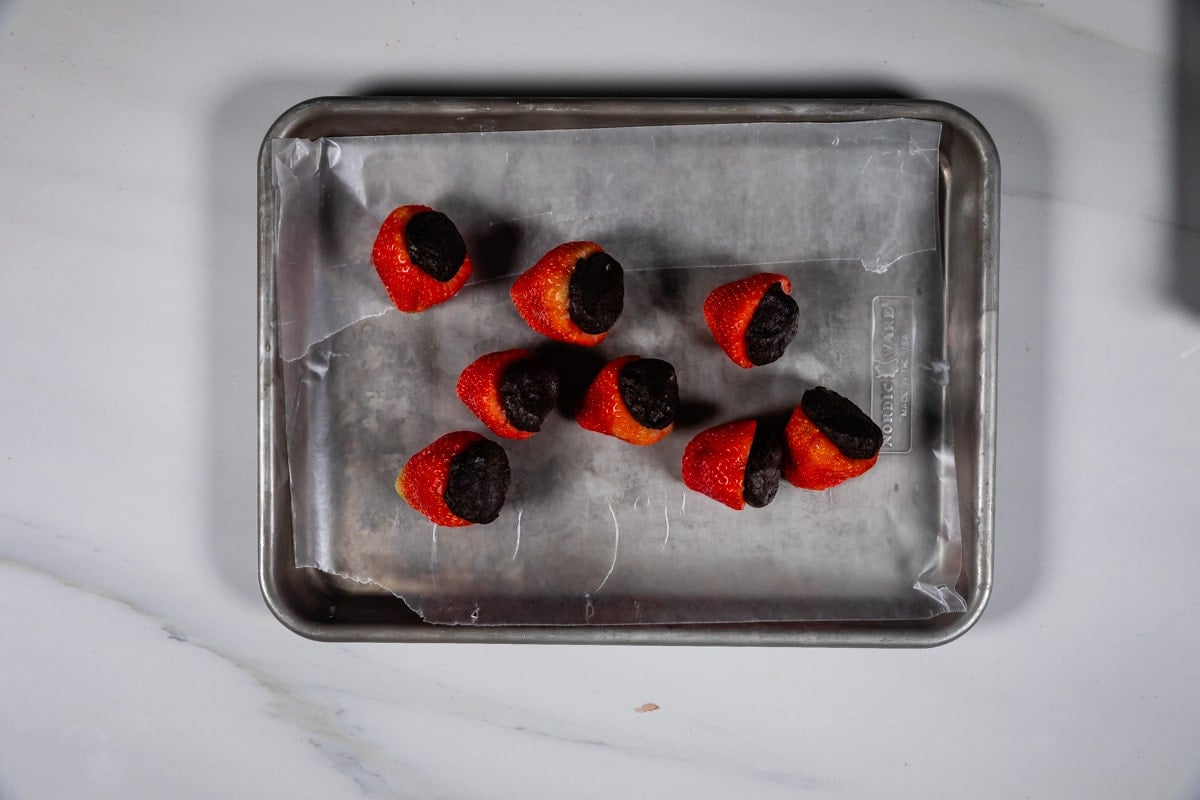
[271,120,965,625]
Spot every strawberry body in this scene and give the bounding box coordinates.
[783,387,882,490]
[372,205,473,313]
[576,355,678,446]
[703,273,798,368]
[681,420,757,509]
[456,349,559,440]
[396,431,511,526]
[510,241,623,345]
[682,418,784,509]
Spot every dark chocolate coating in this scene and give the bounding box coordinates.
[499,358,560,433]
[743,423,783,508]
[405,210,467,282]
[745,283,799,366]
[568,252,624,334]
[444,440,511,524]
[617,358,679,430]
[800,387,883,460]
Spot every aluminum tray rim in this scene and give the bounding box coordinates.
[258,96,998,646]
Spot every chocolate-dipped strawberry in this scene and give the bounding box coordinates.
[510,241,624,345]
[576,356,678,445]
[784,387,883,490]
[456,349,560,440]
[703,273,799,368]
[682,419,784,510]
[396,431,511,526]
[372,205,473,312]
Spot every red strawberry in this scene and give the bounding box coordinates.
[396,431,511,526]
[682,420,755,509]
[372,204,473,313]
[703,273,799,368]
[456,349,560,440]
[682,419,784,510]
[784,387,883,490]
[510,241,623,345]
[576,355,679,445]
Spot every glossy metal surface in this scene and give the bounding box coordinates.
[258,97,998,645]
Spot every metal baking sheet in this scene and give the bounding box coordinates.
[258,97,999,646]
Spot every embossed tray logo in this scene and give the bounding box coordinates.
[871,296,913,453]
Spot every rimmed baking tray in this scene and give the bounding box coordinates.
[258,97,998,645]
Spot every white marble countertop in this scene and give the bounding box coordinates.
[2,0,1198,797]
